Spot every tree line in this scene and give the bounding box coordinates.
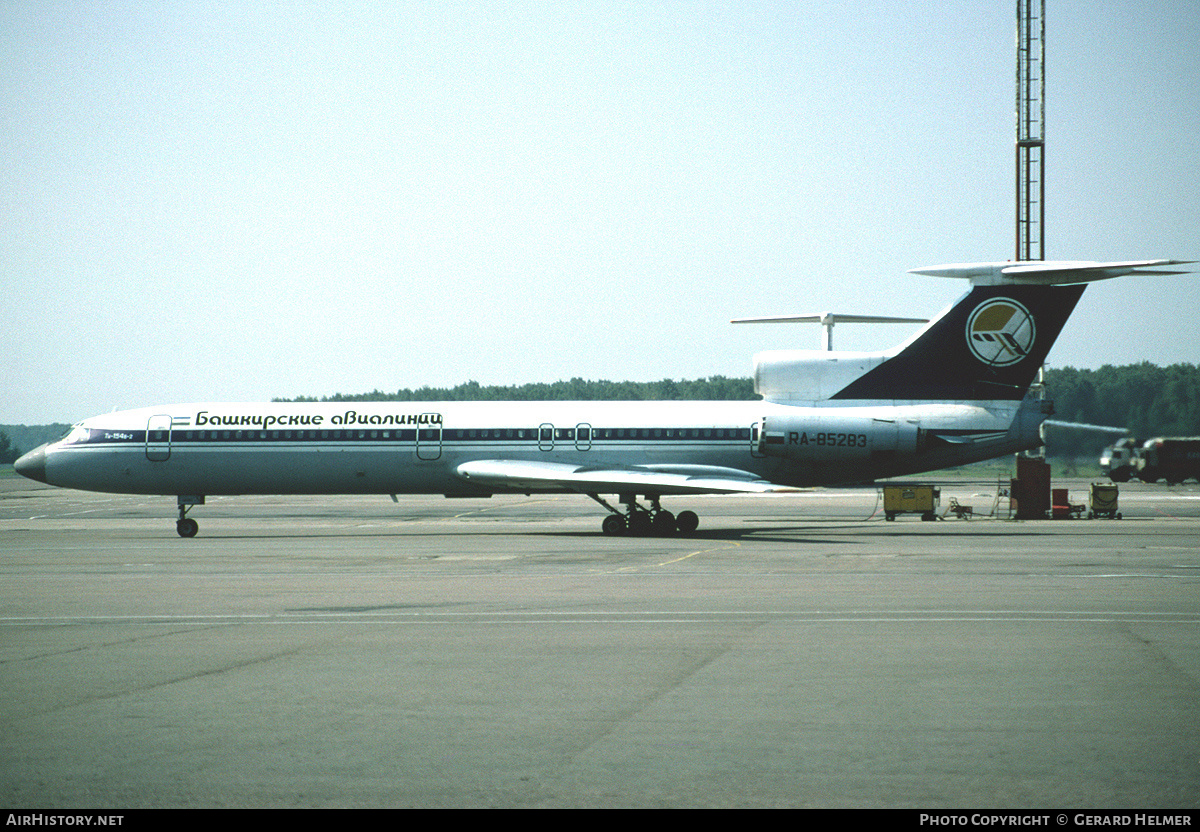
[0,424,70,465]
[278,375,758,403]
[1041,362,1200,458]
[0,432,20,465]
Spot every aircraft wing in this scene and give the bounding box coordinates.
[455,459,799,495]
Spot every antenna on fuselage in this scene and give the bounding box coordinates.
[730,312,929,350]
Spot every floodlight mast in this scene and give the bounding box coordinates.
[1016,0,1046,261]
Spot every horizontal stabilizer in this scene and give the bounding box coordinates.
[732,312,928,350]
[910,260,1194,286]
[1042,419,1130,435]
[731,313,928,325]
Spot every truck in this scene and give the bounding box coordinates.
[1100,437,1200,484]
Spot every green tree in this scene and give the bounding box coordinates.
[1043,363,1200,458]
[0,431,21,465]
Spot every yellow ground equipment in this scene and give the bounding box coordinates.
[883,485,940,521]
[1088,483,1121,519]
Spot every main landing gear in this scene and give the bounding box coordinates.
[589,493,700,537]
[176,495,205,538]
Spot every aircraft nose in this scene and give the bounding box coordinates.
[14,444,48,484]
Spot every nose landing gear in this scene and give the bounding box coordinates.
[176,496,204,538]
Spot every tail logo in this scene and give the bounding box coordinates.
[965,298,1036,367]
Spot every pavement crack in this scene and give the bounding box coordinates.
[564,636,745,766]
[12,632,315,720]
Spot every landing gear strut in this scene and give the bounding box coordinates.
[176,495,204,538]
[589,493,700,536]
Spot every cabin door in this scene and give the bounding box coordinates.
[416,413,442,460]
[146,415,172,462]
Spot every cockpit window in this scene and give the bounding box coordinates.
[61,425,90,444]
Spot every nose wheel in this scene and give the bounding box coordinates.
[176,496,204,538]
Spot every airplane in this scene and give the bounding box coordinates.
[14,259,1191,538]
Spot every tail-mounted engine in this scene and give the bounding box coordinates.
[758,412,921,462]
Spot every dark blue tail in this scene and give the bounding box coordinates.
[831,283,1086,401]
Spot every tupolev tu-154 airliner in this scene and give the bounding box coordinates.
[15,259,1192,537]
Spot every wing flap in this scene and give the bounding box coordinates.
[455,459,798,495]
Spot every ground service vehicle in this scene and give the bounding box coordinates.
[1102,437,1200,484]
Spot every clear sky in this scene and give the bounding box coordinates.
[3,0,1198,425]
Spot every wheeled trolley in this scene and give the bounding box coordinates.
[1088,482,1121,519]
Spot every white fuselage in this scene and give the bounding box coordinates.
[33,398,1043,497]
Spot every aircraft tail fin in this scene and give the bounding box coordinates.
[825,260,1193,402]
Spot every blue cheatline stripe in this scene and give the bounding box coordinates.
[74,426,757,445]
